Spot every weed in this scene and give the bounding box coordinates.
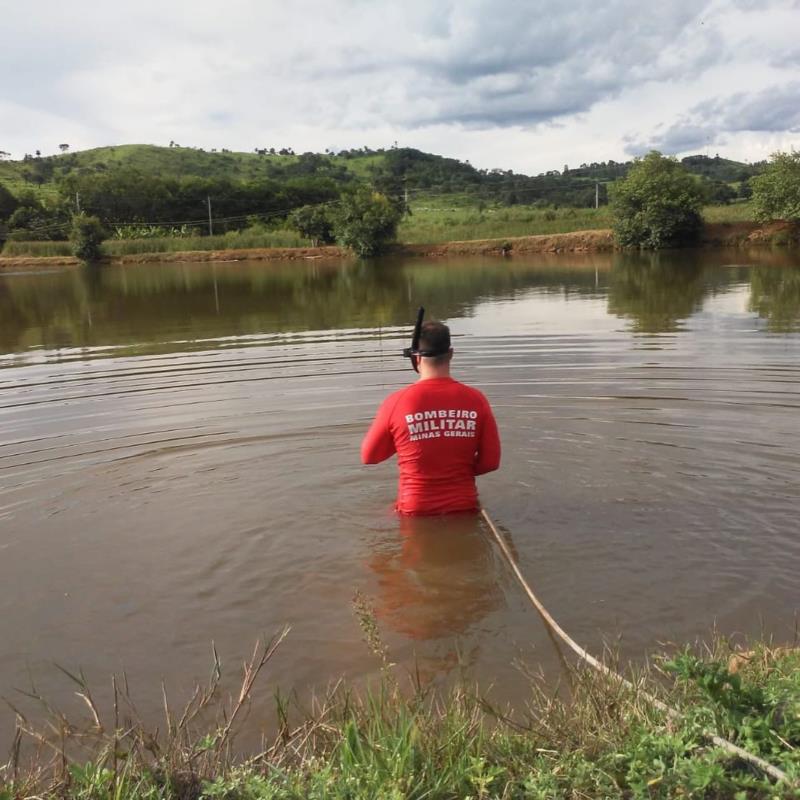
[1,625,798,798]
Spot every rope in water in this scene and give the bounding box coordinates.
[479,508,791,786]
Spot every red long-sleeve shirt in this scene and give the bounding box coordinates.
[361,377,501,515]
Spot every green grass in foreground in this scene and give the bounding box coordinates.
[2,617,798,800]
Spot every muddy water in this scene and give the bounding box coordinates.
[1,250,799,742]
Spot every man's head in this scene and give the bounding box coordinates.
[417,321,452,367]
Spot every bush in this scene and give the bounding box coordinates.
[70,213,107,262]
[612,151,704,249]
[7,205,54,240]
[288,204,336,245]
[751,151,800,223]
[0,182,18,222]
[331,189,402,257]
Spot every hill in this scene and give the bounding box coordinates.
[0,145,764,243]
[0,144,764,199]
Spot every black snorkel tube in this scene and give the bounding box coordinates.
[403,306,425,373]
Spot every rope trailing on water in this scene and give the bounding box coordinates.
[479,508,792,786]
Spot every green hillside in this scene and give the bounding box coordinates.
[0,144,357,189]
[0,145,763,248]
[0,144,764,200]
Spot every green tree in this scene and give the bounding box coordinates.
[751,151,800,222]
[611,151,704,249]
[7,205,51,240]
[289,204,336,245]
[70,213,106,262]
[331,189,402,257]
[0,183,18,221]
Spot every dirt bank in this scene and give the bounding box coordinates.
[1,222,796,270]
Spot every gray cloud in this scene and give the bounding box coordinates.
[1,0,799,169]
[0,0,718,131]
[306,0,723,128]
[626,82,800,155]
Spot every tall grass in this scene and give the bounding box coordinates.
[1,229,312,258]
[2,617,798,799]
[102,229,312,255]
[0,202,767,259]
[1,240,73,257]
[398,202,759,244]
[703,202,755,223]
[398,205,613,244]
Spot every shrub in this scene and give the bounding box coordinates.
[612,151,704,249]
[0,182,18,222]
[331,189,402,257]
[288,204,336,245]
[751,151,800,223]
[70,213,107,262]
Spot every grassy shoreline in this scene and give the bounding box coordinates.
[1,220,797,272]
[2,631,798,799]
[3,202,789,268]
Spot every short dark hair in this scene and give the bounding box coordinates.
[418,321,451,363]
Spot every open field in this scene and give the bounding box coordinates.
[399,200,755,243]
[399,202,614,243]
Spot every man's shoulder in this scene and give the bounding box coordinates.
[449,380,491,405]
[414,378,493,411]
[379,384,416,412]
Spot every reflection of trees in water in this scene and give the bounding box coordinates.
[748,266,800,332]
[3,251,798,354]
[0,257,611,354]
[607,251,707,333]
[367,514,504,642]
[0,280,28,353]
[0,266,107,353]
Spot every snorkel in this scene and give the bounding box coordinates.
[403,306,425,372]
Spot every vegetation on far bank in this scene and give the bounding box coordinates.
[1,202,761,260]
[1,143,798,259]
[1,619,799,799]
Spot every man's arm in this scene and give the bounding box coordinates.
[361,396,397,464]
[474,398,501,475]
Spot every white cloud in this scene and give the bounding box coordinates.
[1,0,799,171]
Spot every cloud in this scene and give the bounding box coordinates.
[0,0,799,171]
[626,82,800,156]
[1,0,717,132]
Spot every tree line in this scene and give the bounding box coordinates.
[0,146,798,259]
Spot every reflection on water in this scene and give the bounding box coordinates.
[2,250,799,362]
[1,248,799,749]
[749,265,800,332]
[607,254,707,333]
[368,514,505,641]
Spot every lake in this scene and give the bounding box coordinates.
[1,248,798,745]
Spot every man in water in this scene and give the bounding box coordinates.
[361,320,501,515]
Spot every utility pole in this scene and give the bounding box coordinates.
[75,192,81,213]
[207,195,213,236]
[595,182,599,210]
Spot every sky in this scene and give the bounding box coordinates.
[1,0,799,174]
